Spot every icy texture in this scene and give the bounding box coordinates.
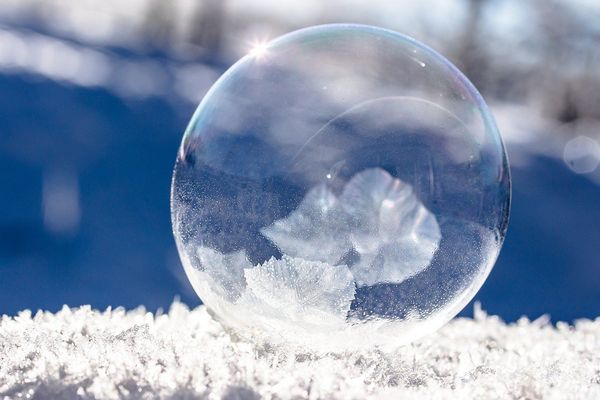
[261,168,441,286]
[190,250,355,328]
[195,246,250,301]
[341,169,441,286]
[186,169,441,337]
[1,302,599,399]
[244,256,355,325]
[261,185,350,265]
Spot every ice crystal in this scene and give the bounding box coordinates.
[244,256,355,325]
[196,246,250,301]
[1,302,599,399]
[261,168,441,286]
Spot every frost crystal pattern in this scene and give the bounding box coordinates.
[244,256,355,325]
[184,169,440,333]
[261,168,441,286]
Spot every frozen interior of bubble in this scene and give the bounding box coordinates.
[183,168,442,336]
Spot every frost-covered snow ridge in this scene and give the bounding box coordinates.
[1,303,599,399]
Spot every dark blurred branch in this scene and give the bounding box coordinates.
[533,0,600,122]
[189,0,226,57]
[456,0,489,90]
[143,0,175,50]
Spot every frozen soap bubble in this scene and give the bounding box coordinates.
[171,24,510,350]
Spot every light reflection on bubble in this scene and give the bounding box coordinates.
[247,40,270,60]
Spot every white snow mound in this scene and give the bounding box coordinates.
[1,302,599,399]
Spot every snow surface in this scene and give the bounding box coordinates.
[1,303,599,399]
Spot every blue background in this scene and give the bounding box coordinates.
[1,1,599,322]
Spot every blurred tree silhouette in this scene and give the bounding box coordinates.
[456,0,489,91]
[143,0,175,50]
[189,0,226,56]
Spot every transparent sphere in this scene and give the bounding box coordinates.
[171,24,510,350]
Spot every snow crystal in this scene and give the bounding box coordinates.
[1,303,599,399]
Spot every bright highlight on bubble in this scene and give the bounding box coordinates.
[248,40,269,59]
[171,24,511,350]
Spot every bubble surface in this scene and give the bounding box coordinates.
[171,24,510,350]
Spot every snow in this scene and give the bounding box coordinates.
[2,303,599,399]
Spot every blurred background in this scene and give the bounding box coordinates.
[0,0,599,322]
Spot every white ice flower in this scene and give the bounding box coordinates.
[260,168,441,287]
[340,169,441,286]
[243,256,355,325]
[196,246,251,301]
[260,184,351,265]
